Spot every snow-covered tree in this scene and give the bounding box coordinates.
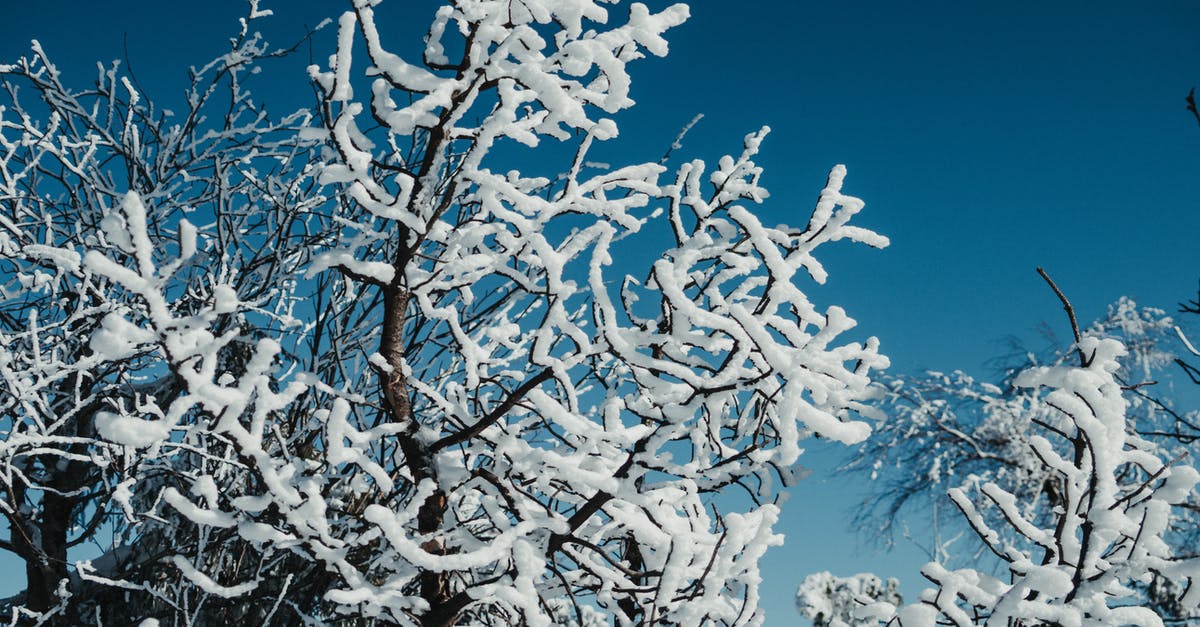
[840,294,1200,622]
[845,299,1190,555]
[796,571,902,627]
[875,336,1200,626]
[1,0,890,625]
[0,5,326,621]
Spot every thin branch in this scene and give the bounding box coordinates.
[430,367,554,451]
[1188,87,1200,128]
[1036,267,1085,366]
[1110,451,1189,511]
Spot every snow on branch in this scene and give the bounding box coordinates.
[1,1,892,624]
[876,337,1200,627]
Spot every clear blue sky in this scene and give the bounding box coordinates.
[4,1,1199,624]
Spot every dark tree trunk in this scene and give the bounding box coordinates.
[379,285,455,626]
[11,482,70,614]
[28,491,70,613]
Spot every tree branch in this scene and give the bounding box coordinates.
[1036,267,1086,366]
[1188,87,1200,128]
[431,367,554,451]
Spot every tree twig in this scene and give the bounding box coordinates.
[1036,267,1086,366]
[1187,87,1200,128]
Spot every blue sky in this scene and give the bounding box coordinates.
[4,0,1200,624]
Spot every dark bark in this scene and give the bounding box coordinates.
[28,492,70,613]
[378,284,455,626]
[10,482,69,614]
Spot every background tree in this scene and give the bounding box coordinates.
[844,297,1190,560]
[815,77,1200,626]
[878,335,1200,626]
[824,276,1200,625]
[796,571,902,627]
